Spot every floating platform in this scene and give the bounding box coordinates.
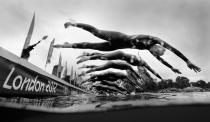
[0,47,88,97]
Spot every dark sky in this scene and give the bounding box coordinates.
[0,0,209,81]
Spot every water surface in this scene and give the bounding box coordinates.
[1,92,210,113]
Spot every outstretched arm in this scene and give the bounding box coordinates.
[152,54,182,74]
[26,41,41,52]
[28,35,47,51]
[162,41,201,72]
[141,61,163,80]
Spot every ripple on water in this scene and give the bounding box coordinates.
[1,92,210,113]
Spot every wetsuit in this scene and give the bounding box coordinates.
[77,50,162,80]
[79,60,145,88]
[80,70,140,90]
[54,22,201,73]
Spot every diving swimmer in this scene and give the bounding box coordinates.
[77,50,163,80]
[80,70,143,90]
[78,60,145,88]
[53,21,201,73]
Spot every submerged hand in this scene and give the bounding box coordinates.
[172,68,182,74]
[187,62,201,73]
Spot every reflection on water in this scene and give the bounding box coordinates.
[1,92,210,112]
[0,93,159,109]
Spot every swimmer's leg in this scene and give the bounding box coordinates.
[54,42,113,51]
[65,22,129,42]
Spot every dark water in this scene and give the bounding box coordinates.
[1,92,210,122]
[0,93,157,110]
[1,92,210,113]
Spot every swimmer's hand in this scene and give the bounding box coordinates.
[172,68,182,74]
[42,35,48,40]
[187,61,201,73]
[156,74,163,80]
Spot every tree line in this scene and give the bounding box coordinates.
[144,76,209,92]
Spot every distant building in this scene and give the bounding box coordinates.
[62,75,71,83]
[52,65,63,78]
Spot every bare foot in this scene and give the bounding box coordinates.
[64,19,77,28]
